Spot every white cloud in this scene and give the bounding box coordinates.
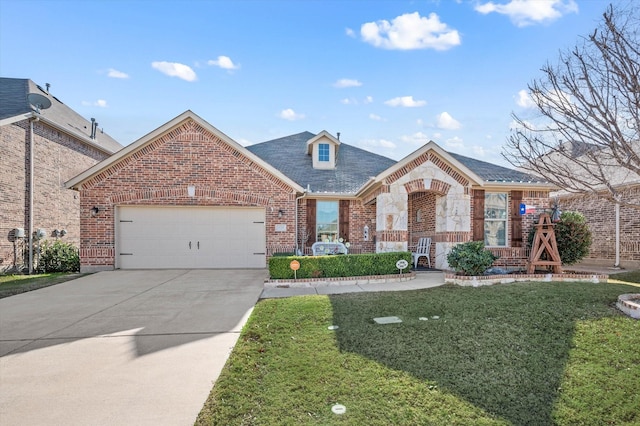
[361,138,397,150]
[401,132,431,145]
[361,12,461,51]
[82,99,108,107]
[151,61,197,81]
[384,96,426,107]
[475,0,578,27]
[279,108,305,121]
[107,68,129,79]
[369,113,385,121]
[340,98,355,105]
[208,55,240,70]
[516,89,536,108]
[436,112,461,130]
[445,136,464,148]
[473,146,486,157]
[364,96,373,104]
[345,27,356,37]
[333,78,362,88]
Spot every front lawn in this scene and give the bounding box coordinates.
[0,273,86,298]
[196,281,639,425]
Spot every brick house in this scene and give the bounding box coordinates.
[550,142,640,269]
[0,78,122,273]
[66,110,553,273]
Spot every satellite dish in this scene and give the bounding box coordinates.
[27,93,52,113]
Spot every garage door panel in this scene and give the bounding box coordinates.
[117,206,265,269]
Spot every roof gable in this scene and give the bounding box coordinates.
[66,110,304,192]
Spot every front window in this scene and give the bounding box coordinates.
[318,143,330,162]
[316,200,338,242]
[484,193,507,246]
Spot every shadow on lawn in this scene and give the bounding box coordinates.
[329,282,628,425]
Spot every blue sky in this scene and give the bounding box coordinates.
[0,0,610,165]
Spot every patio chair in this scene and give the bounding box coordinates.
[411,237,431,269]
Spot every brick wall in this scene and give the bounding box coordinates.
[78,119,297,270]
[1,120,108,272]
[408,192,436,267]
[558,187,640,267]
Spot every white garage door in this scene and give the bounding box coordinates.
[116,206,266,269]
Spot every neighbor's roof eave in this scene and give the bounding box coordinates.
[1,112,117,156]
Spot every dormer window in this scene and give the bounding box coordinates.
[318,143,330,162]
[306,131,340,170]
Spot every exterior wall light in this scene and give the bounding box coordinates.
[90,206,100,217]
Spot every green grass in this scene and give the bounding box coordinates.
[611,269,640,284]
[196,281,640,425]
[0,273,86,298]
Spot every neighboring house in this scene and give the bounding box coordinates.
[0,77,122,273]
[548,142,640,269]
[65,110,552,273]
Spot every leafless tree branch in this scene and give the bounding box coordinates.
[503,3,640,210]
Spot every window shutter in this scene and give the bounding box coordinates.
[306,199,316,246]
[339,200,350,241]
[472,190,485,242]
[510,191,523,247]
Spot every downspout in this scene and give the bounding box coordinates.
[615,202,620,268]
[28,116,39,274]
[294,186,309,255]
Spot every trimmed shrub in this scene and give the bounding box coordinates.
[446,241,498,276]
[527,211,592,265]
[37,240,80,273]
[268,252,412,279]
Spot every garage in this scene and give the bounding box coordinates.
[116,206,266,269]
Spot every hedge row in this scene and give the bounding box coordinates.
[268,252,412,279]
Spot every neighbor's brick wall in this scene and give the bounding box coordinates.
[1,120,108,272]
[79,119,297,270]
[558,187,640,267]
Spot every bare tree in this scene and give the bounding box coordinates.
[503,2,640,210]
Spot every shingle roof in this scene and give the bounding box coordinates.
[247,132,547,193]
[449,152,546,183]
[246,132,397,194]
[0,77,122,154]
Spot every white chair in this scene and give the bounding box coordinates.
[411,237,432,269]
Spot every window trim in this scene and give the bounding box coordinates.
[316,200,339,242]
[484,192,508,247]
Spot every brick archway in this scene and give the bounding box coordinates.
[404,178,451,196]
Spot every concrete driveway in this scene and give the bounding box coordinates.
[0,269,265,425]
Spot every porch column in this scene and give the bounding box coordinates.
[376,191,408,252]
[434,187,471,269]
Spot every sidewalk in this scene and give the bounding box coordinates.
[260,271,446,299]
